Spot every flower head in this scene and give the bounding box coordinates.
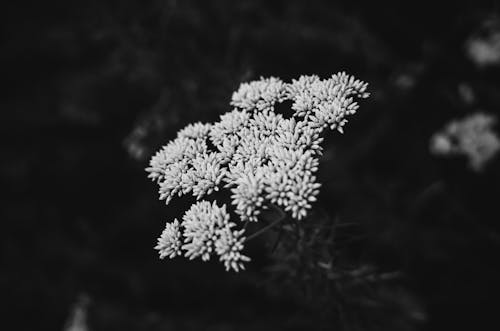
[147,73,369,271]
[181,201,230,261]
[155,219,182,259]
[215,227,250,272]
[231,77,287,112]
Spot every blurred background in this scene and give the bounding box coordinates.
[2,1,500,330]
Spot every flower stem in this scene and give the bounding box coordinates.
[245,212,287,242]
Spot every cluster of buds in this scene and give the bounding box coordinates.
[147,73,369,271]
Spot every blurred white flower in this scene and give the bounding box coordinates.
[466,32,500,67]
[63,294,90,331]
[466,17,500,68]
[430,112,500,171]
[147,73,369,271]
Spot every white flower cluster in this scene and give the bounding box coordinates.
[430,112,500,171]
[147,73,369,271]
[466,20,500,68]
[155,201,249,272]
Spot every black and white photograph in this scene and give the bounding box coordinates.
[2,1,500,330]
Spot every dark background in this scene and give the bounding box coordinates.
[2,1,500,330]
